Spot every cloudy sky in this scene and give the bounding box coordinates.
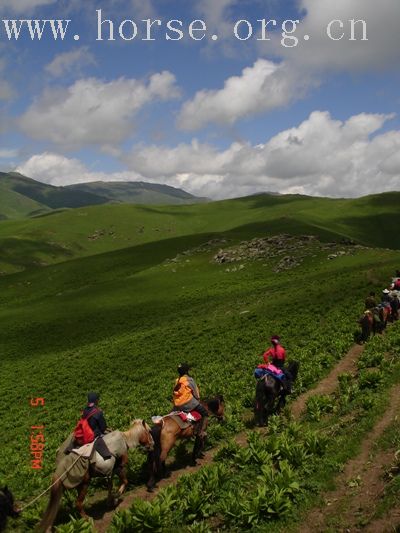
[1,0,400,199]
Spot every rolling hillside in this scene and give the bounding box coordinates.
[0,172,207,220]
[0,188,400,531]
[0,191,399,273]
[66,181,208,205]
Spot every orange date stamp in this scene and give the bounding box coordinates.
[30,397,45,469]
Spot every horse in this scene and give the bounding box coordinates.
[38,419,154,532]
[358,310,373,344]
[0,487,20,532]
[254,361,299,427]
[146,395,225,491]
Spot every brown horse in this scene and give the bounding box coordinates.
[146,396,225,491]
[38,420,154,532]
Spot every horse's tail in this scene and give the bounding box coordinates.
[146,425,162,490]
[36,475,63,532]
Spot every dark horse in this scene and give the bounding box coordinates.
[146,395,225,491]
[254,361,299,427]
[0,487,20,532]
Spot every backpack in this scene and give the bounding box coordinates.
[74,409,99,445]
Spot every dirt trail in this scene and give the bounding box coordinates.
[291,343,364,419]
[297,383,400,533]
[91,342,367,532]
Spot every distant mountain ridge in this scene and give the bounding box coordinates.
[0,172,208,219]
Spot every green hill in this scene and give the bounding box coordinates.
[0,191,399,273]
[0,172,208,220]
[0,188,400,531]
[66,180,208,205]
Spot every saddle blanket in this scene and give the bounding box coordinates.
[255,363,285,380]
[152,410,202,430]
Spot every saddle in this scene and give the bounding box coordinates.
[153,410,202,430]
[254,363,285,381]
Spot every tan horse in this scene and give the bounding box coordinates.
[146,396,224,491]
[38,419,153,532]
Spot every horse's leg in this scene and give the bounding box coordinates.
[276,393,286,414]
[191,435,206,466]
[146,451,158,492]
[116,454,129,497]
[106,475,115,508]
[159,430,175,479]
[37,476,64,532]
[76,472,90,519]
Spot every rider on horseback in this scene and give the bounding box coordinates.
[68,392,112,459]
[262,336,292,394]
[172,363,208,438]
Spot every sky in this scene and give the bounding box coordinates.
[0,0,400,199]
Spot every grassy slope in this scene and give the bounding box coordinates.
[66,181,206,204]
[0,192,399,273]
[0,193,400,530]
[0,181,49,219]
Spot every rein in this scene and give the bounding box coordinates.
[18,453,83,512]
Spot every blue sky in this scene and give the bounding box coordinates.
[0,0,399,199]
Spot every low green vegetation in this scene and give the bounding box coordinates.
[0,191,400,531]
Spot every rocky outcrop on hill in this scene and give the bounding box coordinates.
[165,234,366,273]
[213,234,365,272]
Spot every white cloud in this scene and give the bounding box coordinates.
[15,152,143,186]
[45,47,96,77]
[0,0,56,14]
[178,59,306,130]
[129,0,155,19]
[180,0,400,130]
[125,111,400,199]
[19,72,180,148]
[14,112,400,200]
[280,0,400,71]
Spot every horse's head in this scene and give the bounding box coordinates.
[136,420,154,451]
[123,419,154,451]
[205,394,225,422]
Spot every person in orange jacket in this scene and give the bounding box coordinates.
[172,363,208,437]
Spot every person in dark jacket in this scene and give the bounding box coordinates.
[83,392,107,437]
[391,293,400,321]
[67,392,112,459]
[83,392,112,459]
[364,292,376,310]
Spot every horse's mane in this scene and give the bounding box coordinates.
[122,419,149,448]
[205,394,224,415]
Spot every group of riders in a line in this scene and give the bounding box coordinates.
[358,273,400,344]
[66,362,209,461]
[3,274,400,530]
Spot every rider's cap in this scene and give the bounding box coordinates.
[271,335,280,343]
[87,392,100,404]
[178,363,190,374]
[383,289,390,294]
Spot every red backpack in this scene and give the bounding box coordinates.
[74,409,99,445]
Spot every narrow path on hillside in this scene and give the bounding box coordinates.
[297,383,400,533]
[91,341,368,532]
[291,343,364,419]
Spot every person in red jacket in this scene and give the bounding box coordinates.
[262,336,292,393]
[263,335,286,369]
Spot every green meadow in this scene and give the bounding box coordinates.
[1,192,400,530]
